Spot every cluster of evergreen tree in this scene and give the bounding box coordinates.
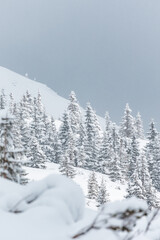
[87,172,109,207]
[0,88,160,208]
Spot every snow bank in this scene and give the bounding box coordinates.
[0,174,85,240]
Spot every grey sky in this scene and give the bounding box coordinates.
[0,0,160,128]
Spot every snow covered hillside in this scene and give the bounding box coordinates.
[25,162,127,210]
[0,172,159,240]
[0,66,104,126]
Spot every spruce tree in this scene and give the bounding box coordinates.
[59,111,71,152]
[54,136,63,164]
[135,112,144,139]
[139,151,158,208]
[150,136,160,191]
[0,113,28,184]
[98,131,112,174]
[84,103,99,170]
[109,153,122,182]
[146,120,158,182]
[126,170,144,200]
[59,152,76,178]
[128,136,140,179]
[119,138,129,181]
[9,93,14,114]
[87,171,98,200]
[68,91,82,134]
[120,103,135,139]
[97,178,109,206]
[0,89,6,110]
[27,136,46,169]
[105,111,112,134]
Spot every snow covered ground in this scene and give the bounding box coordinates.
[26,162,127,210]
[0,170,159,240]
[0,174,84,240]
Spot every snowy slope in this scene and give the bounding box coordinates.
[25,162,127,210]
[0,67,105,126]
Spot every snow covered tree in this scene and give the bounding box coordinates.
[59,152,76,178]
[146,120,158,180]
[150,136,160,191]
[20,92,33,121]
[120,103,135,139]
[105,111,112,134]
[126,170,144,200]
[111,124,120,153]
[147,119,158,142]
[67,91,82,134]
[42,116,57,163]
[0,112,28,184]
[67,132,78,167]
[139,151,158,208]
[97,178,109,206]
[9,93,14,114]
[98,131,112,174]
[84,103,99,170]
[54,136,63,164]
[119,138,129,181]
[109,153,122,182]
[128,136,140,179]
[0,89,6,110]
[87,171,98,200]
[59,111,71,152]
[135,112,144,139]
[77,145,87,168]
[26,136,46,169]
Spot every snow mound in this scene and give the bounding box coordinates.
[103,197,148,215]
[0,174,85,225]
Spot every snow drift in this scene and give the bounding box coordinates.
[0,174,84,240]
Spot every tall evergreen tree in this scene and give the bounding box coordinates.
[139,151,158,208]
[146,120,158,180]
[54,136,63,164]
[120,103,135,139]
[59,152,76,178]
[59,111,71,152]
[9,93,14,114]
[27,136,46,169]
[119,138,129,181]
[135,112,144,139]
[87,171,98,200]
[126,170,144,200]
[68,91,82,134]
[84,103,99,170]
[98,131,112,174]
[105,112,112,134]
[128,136,140,179]
[0,89,6,110]
[0,113,28,184]
[150,136,160,191]
[97,178,109,206]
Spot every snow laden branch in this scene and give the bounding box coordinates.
[72,198,151,239]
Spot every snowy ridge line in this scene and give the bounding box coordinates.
[0,66,105,125]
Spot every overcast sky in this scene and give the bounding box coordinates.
[0,0,160,128]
